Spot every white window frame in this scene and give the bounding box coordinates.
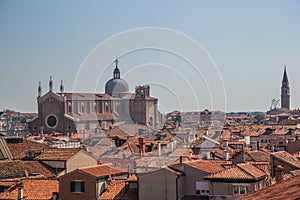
[196,181,210,195]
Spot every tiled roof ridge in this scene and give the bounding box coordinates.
[272,151,300,169]
[236,163,264,179]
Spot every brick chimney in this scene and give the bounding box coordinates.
[138,138,146,156]
[275,165,284,183]
[232,150,246,165]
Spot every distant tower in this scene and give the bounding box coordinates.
[281,66,290,109]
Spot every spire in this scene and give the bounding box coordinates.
[49,76,53,92]
[38,81,42,97]
[60,80,64,93]
[113,58,120,79]
[281,65,290,110]
[282,65,289,83]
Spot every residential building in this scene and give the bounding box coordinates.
[204,163,268,199]
[59,164,126,200]
[34,148,97,177]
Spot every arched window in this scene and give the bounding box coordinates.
[81,103,85,113]
[68,103,72,113]
[93,103,97,113]
[105,102,109,112]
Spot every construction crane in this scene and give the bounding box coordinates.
[270,99,280,110]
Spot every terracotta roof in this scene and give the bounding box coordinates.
[0,160,54,179]
[164,167,184,175]
[98,180,125,200]
[34,148,82,161]
[246,150,270,162]
[79,164,125,178]
[127,174,137,181]
[237,174,300,200]
[0,179,58,199]
[271,151,300,169]
[7,139,49,160]
[205,163,266,181]
[98,179,138,200]
[184,160,224,174]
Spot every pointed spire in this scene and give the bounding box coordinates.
[38,81,42,97]
[282,65,289,83]
[113,57,120,79]
[49,76,53,92]
[60,80,64,93]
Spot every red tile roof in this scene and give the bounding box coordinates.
[7,139,49,160]
[0,179,58,199]
[98,179,138,200]
[164,167,184,175]
[271,151,300,169]
[246,150,270,162]
[237,174,300,200]
[205,163,266,181]
[184,160,224,174]
[79,164,125,178]
[34,148,82,161]
[0,160,54,179]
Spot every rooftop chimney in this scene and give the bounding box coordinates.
[158,142,161,157]
[224,149,229,161]
[275,165,284,183]
[139,138,146,156]
[17,182,24,200]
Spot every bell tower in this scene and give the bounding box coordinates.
[281,66,290,110]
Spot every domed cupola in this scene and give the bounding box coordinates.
[105,58,129,97]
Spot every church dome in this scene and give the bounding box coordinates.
[105,58,129,96]
[105,78,129,96]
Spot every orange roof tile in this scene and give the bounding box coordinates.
[127,174,138,182]
[271,151,300,169]
[0,160,54,179]
[98,180,125,200]
[7,139,49,160]
[0,179,58,199]
[205,163,266,181]
[34,148,82,161]
[79,164,125,178]
[164,167,184,175]
[184,160,224,174]
[237,174,300,200]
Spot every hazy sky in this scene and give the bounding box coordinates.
[1,1,300,113]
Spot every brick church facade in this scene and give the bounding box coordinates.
[28,59,159,135]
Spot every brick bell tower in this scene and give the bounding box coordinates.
[281,66,290,110]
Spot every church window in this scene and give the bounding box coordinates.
[81,103,85,113]
[46,115,58,128]
[105,102,109,112]
[93,103,97,113]
[68,103,72,113]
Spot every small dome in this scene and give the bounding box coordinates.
[105,78,129,96]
